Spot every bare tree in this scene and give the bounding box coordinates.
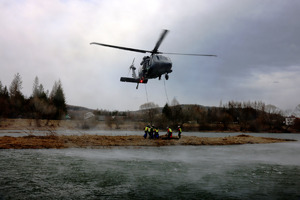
[9,73,23,97]
[171,97,179,106]
[292,104,300,117]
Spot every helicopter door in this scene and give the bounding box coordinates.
[149,57,153,66]
[145,57,151,73]
[145,57,150,67]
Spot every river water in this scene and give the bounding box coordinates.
[0,132,300,200]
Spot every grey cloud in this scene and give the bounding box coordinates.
[0,0,299,111]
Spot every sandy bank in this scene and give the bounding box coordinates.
[0,134,296,149]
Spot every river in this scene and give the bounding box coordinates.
[0,132,299,199]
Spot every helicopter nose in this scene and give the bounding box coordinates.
[164,62,172,73]
[166,62,172,70]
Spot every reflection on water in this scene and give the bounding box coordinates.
[0,135,300,199]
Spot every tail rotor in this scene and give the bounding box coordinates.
[127,58,135,76]
[128,58,137,78]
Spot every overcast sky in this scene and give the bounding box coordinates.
[1,0,300,111]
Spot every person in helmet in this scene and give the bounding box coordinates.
[153,126,159,139]
[144,125,148,139]
[167,127,172,139]
[140,56,150,76]
[177,126,182,139]
[148,125,153,139]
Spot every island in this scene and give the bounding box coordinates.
[0,134,296,149]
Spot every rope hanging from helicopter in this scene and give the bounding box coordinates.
[163,78,169,104]
[144,78,169,105]
[144,84,149,103]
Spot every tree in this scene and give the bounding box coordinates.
[162,103,172,120]
[9,73,22,97]
[32,76,39,98]
[30,76,51,125]
[171,97,179,106]
[50,81,58,99]
[171,105,183,126]
[264,104,283,131]
[0,81,2,93]
[292,104,300,118]
[293,118,300,131]
[220,112,233,131]
[50,80,67,119]
[0,82,10,117]
[169,97,184,126]
[9,73,25,117]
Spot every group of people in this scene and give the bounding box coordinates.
[144,125,159,139]
[143,125,182,139]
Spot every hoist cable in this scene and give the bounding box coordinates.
[164,78,169,104]
[145,84,149,103]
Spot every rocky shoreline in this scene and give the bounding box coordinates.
[0,134,296,149]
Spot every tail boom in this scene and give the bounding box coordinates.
[120,77,148,84]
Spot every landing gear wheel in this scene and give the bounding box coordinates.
[165,74,169,80]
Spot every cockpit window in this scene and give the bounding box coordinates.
[154,55,171,62]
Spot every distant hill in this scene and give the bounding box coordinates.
[67,105,95,120]
[67,104,212,115]
[67,105,94,112]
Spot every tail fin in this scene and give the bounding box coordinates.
[129,58,137,78]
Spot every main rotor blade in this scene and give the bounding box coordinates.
[160,52,217,57]
[90,42,151,54]
[152,29,169,54]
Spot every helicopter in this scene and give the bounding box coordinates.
[90,29,216,89]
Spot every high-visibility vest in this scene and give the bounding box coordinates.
[145,127,148,131]
[178,128,182,133]
[168,128,172,133]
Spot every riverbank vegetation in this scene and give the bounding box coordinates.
[0,74,299,133]
[0,74,67,121]
[84,101,300,133]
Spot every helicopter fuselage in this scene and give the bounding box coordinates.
[138,55,172,79]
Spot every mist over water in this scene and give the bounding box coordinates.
[0,133,300,199]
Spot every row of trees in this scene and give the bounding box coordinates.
[1,73,299,132]
[137,99,300,132]
[0,73,67,120]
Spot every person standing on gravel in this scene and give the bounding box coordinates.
[177,126,182,139]
[144,126,149,139]
[167,127,172,139]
